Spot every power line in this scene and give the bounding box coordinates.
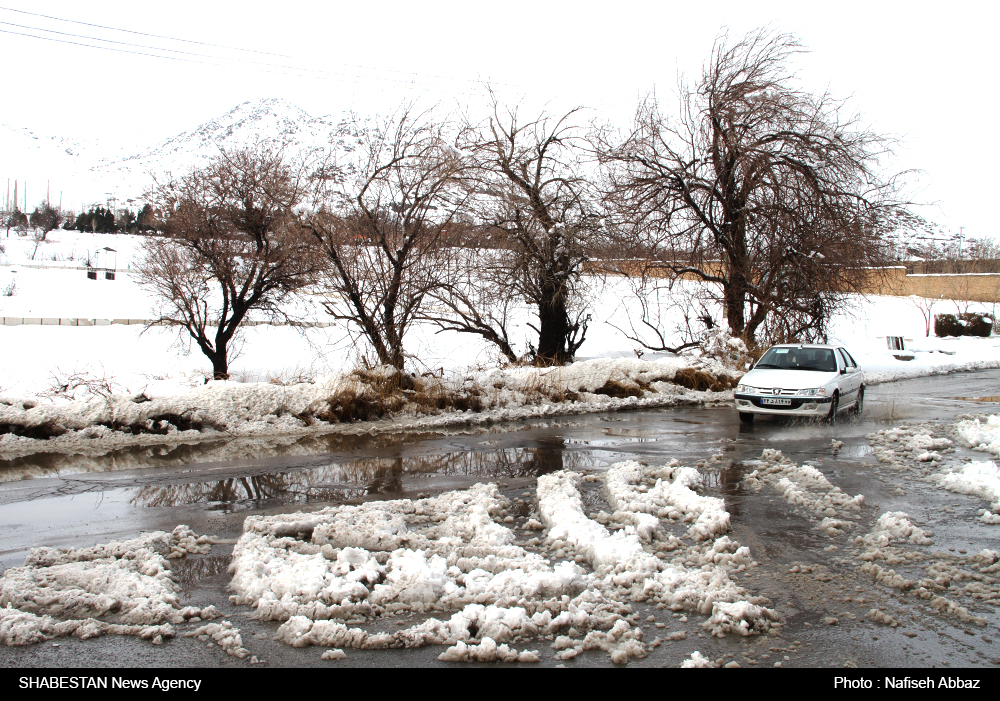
[0,26,491,95]
[0,19,257,62]
[0,5,511,91]
[0,21,406,83]
[0,28,307,76]
[0,4,290,58]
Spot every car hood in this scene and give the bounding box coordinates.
[741,368,840,391]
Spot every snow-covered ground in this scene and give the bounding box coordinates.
[2,230,1000,457]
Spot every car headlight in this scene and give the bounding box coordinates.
[737,384,757,394]
[796,388,827,397]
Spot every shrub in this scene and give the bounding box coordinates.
[934,312,994,337]
[964,312,995,337]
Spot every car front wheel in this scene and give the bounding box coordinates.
[826,393,839,424]
[851,388,864,416]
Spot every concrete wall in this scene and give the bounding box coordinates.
[588,260,1000,303]
[864,268,1000,303]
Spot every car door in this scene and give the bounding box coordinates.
[843,348,863,397]
[836,348,860,405]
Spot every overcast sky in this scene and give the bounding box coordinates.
[2,1,995,238]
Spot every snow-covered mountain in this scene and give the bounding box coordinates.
[881,208,963,260]
[2,98,366,210]
[0,122,129,209]
[93,98,366,190]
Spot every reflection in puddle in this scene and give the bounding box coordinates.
[0,431,471,483]
[171,554,233,596]
[954,396,1000,403]
[602,428,658,438]
[125,443,609,509]
[838,444,874,458]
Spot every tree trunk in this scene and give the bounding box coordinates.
[206,341,229,380]
[536,282,571,365]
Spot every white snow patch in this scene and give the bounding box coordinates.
[744,450,863,529]
[937,461,1000,520]
[954,415,1000,457]
[857,512,934,548]
[0,526,217,647]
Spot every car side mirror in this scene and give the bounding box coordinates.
[840,368,847,374]
[745,361,753,370]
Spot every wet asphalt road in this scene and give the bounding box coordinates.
[1,369,999,669]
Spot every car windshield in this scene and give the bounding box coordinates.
[754,347,838,372]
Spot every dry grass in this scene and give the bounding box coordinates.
[593,380,644,399]
[671,368,737,392]
[0,421,68,439]
[315,389,390,424]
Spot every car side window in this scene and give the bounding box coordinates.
[843,350,858,368]
[835,348,847,370]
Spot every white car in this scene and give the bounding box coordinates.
[734,344,864,424]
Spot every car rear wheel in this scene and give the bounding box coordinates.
[739,412,755,424]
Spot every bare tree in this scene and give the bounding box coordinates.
[599,29,901,349]
[424,246,521,363]
[5,209,27,237]
[437,101,598,365]
[908,295,937,338]
[135,147,319,380]
[301,109,465,371]
[29,201,63,240]
[603,269,712,354]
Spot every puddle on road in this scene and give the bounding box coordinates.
[171,554,233,596]
[3,445,615,513]
[953,396,1000,402]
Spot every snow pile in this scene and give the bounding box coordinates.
[0,526,218,647]
[680,650,716,668]
[229,464,773,664]
[602,460,730,541]
[703,601,781,637]
[744,450,864,533]
[857,512,934,548]
[538,468,765,618]
[437,637,539,663]
[483,356,736,397]
[184,620,250,658]
[0,608,175,647]
[869,426,954,468]
[229,484,587,622]
[954,415,1000,457]
[937,461,1000,523]
[231,483,639,661]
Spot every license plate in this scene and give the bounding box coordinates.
[761,397,792,406]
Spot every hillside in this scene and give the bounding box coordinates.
[1,98,365,209]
